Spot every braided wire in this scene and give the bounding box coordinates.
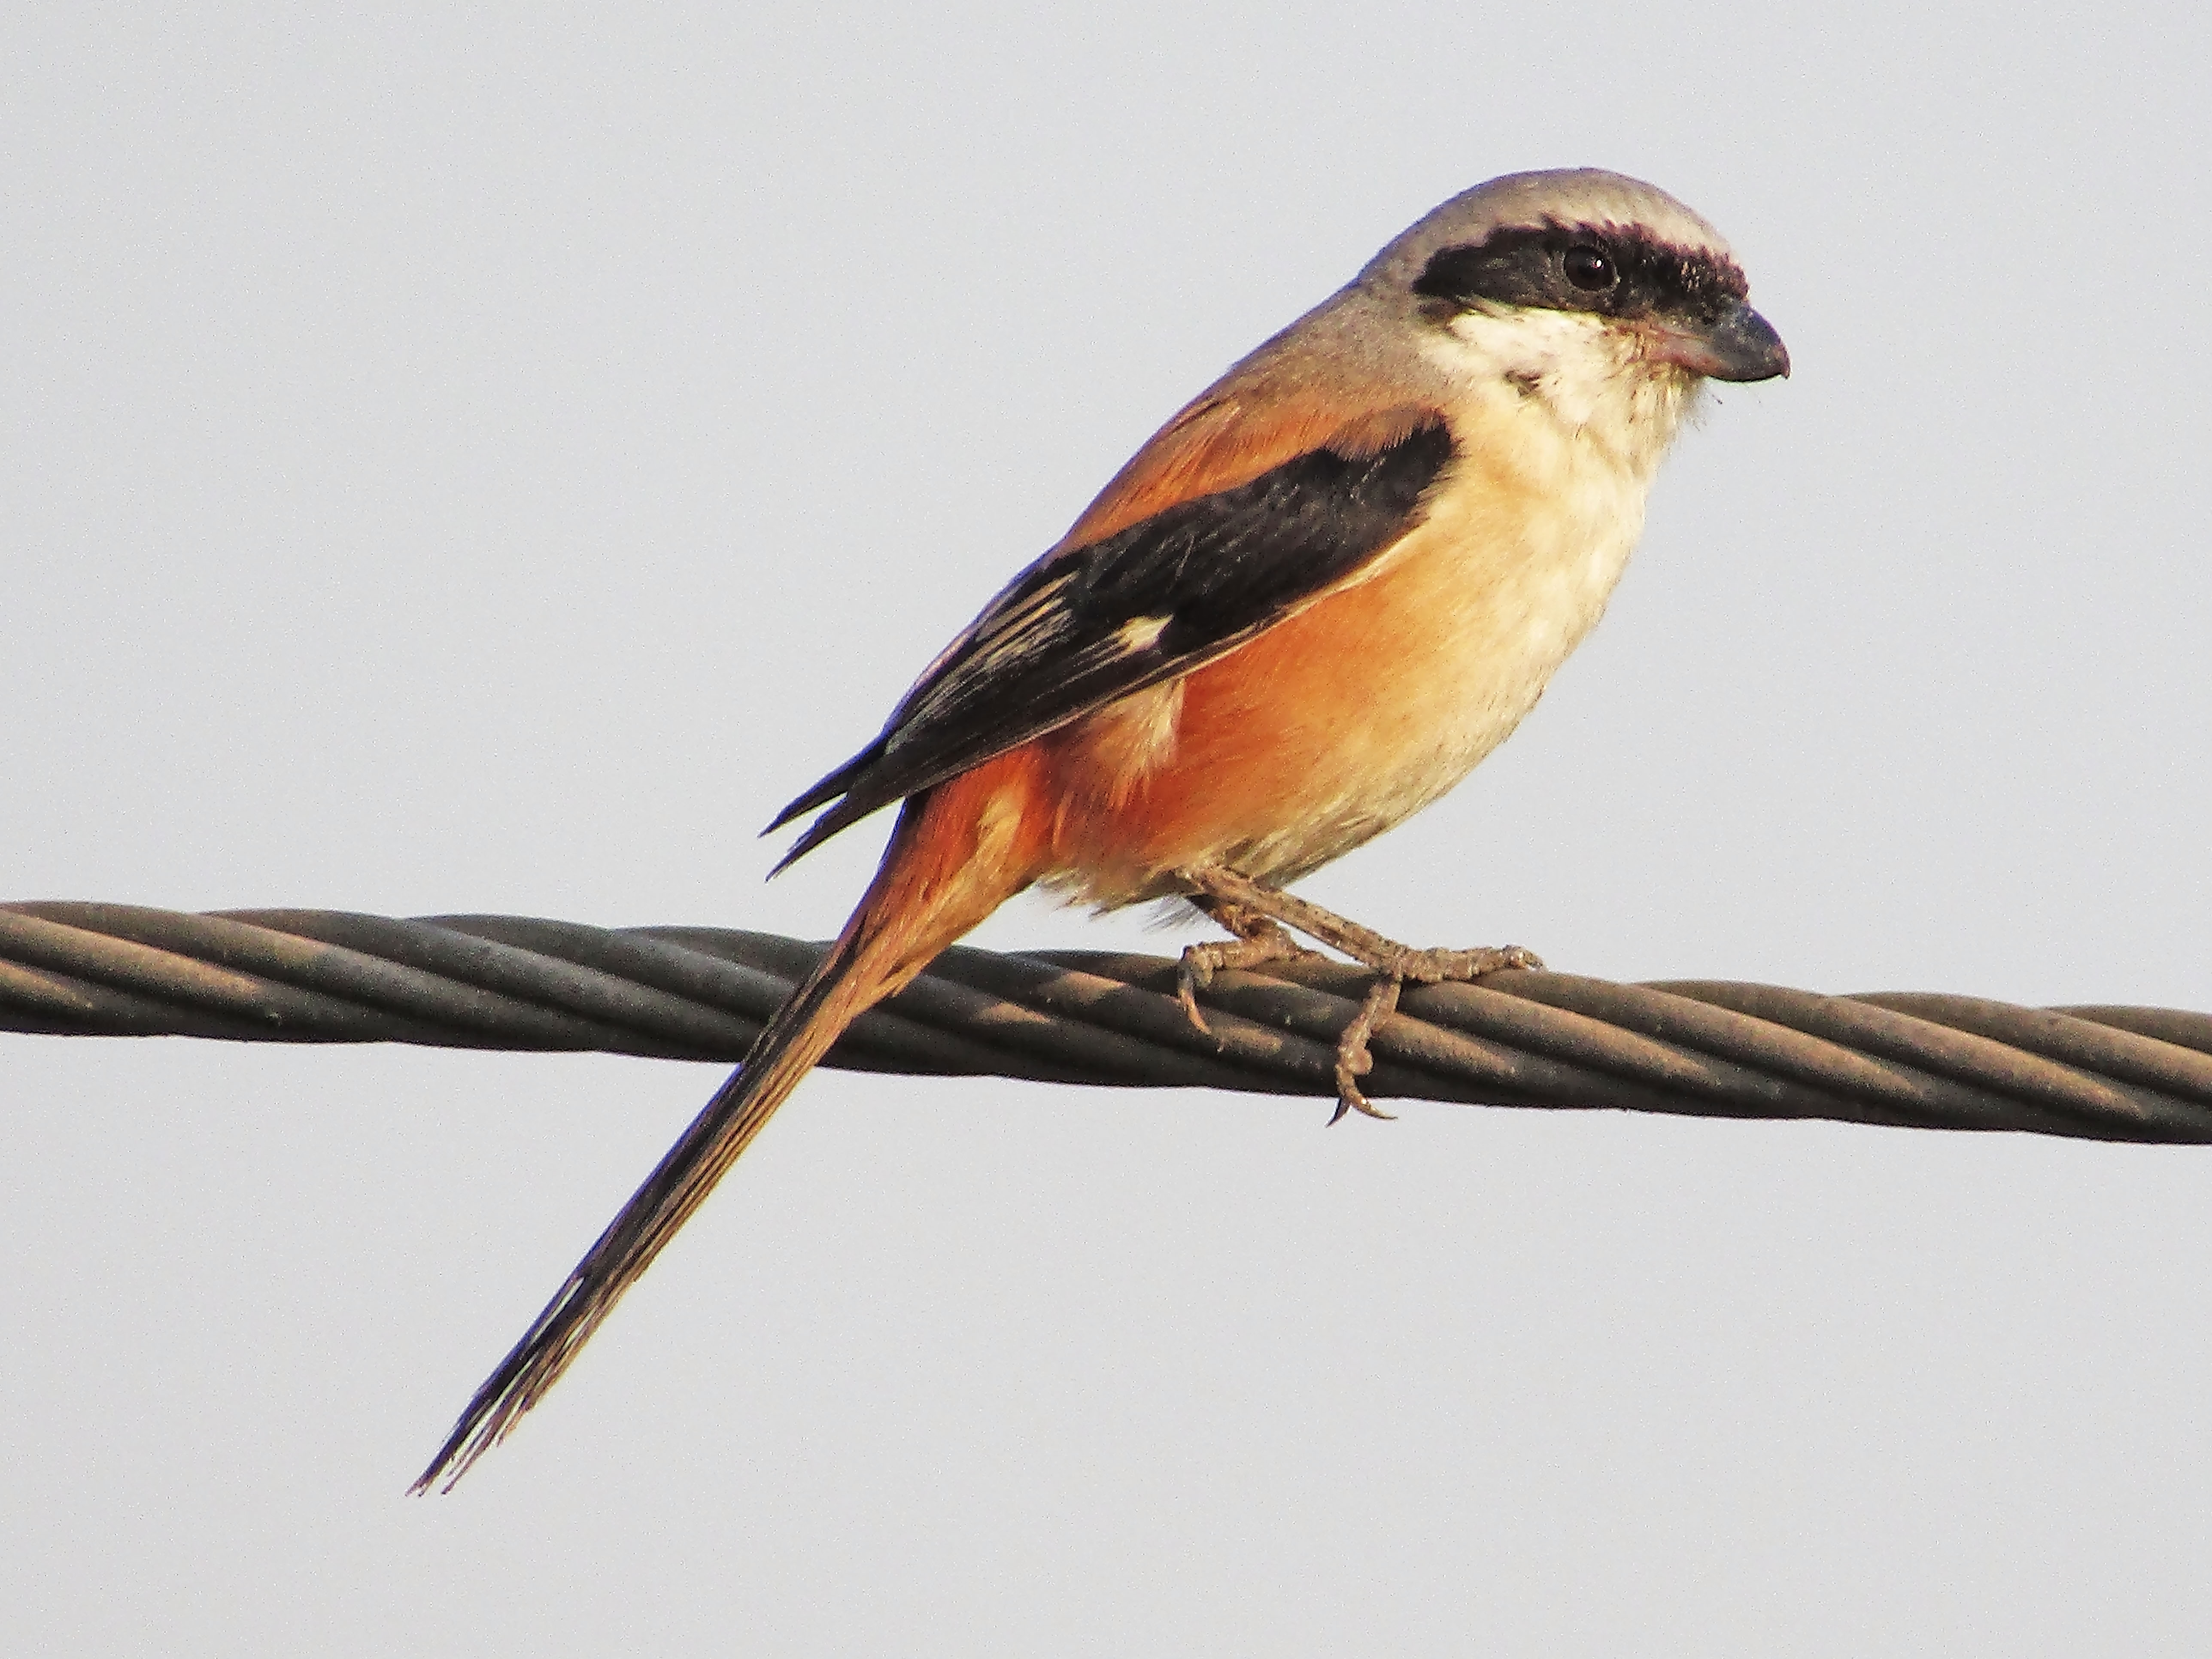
[4,901,2211,1142]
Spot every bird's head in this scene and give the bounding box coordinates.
[1362,169,1788,471]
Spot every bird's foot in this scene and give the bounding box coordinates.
[1172,863,1543,1124]
[1176,907,1321,1035]
[1330,972,1404,1123]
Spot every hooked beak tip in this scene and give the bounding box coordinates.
[1646,303,1790,384]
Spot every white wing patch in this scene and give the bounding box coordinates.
[1116,615,1171,651]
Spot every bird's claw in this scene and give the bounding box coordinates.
[1326,945,1538,1123]
[1172,862,1542,1124]
[1174,918,1318,1039]
[1175,947,1222,1035]
[1329,973,1403,1124]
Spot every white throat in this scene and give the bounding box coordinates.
[1426,304,1700,484]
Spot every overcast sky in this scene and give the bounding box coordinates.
[6,4,2212,1654]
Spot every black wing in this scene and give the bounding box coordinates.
[768,418,1454,868]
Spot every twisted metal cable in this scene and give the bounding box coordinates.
[4,900,2212,1143]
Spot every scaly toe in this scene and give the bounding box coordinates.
[1395,943,1544,984]
[1175,948,1220,1036]
[1329,975,1403,1124]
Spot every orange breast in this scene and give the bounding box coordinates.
[1030,438,1642,907]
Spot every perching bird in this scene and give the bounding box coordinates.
[416,167,1788,1489]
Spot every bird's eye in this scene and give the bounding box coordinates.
[1562,246,1616,291]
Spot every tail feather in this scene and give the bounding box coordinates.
[413,760,1045,1492]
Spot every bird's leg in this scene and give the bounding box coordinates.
[1176,893,1323,1036]
[1174,863,1544,1123]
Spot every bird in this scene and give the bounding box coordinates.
[414,167,1789,1489]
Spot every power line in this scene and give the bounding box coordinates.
[5,901,2210,1142]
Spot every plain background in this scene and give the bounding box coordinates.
[6,4,2211,1653]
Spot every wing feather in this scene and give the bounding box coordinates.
[769,401,1454,868]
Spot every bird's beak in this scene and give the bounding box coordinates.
[1643,303,1790,383]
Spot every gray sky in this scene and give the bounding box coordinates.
[6,4,2211,1653]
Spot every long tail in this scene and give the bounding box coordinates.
[413,758,1048,1491]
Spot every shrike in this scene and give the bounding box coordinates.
[417,167,1788,1488]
